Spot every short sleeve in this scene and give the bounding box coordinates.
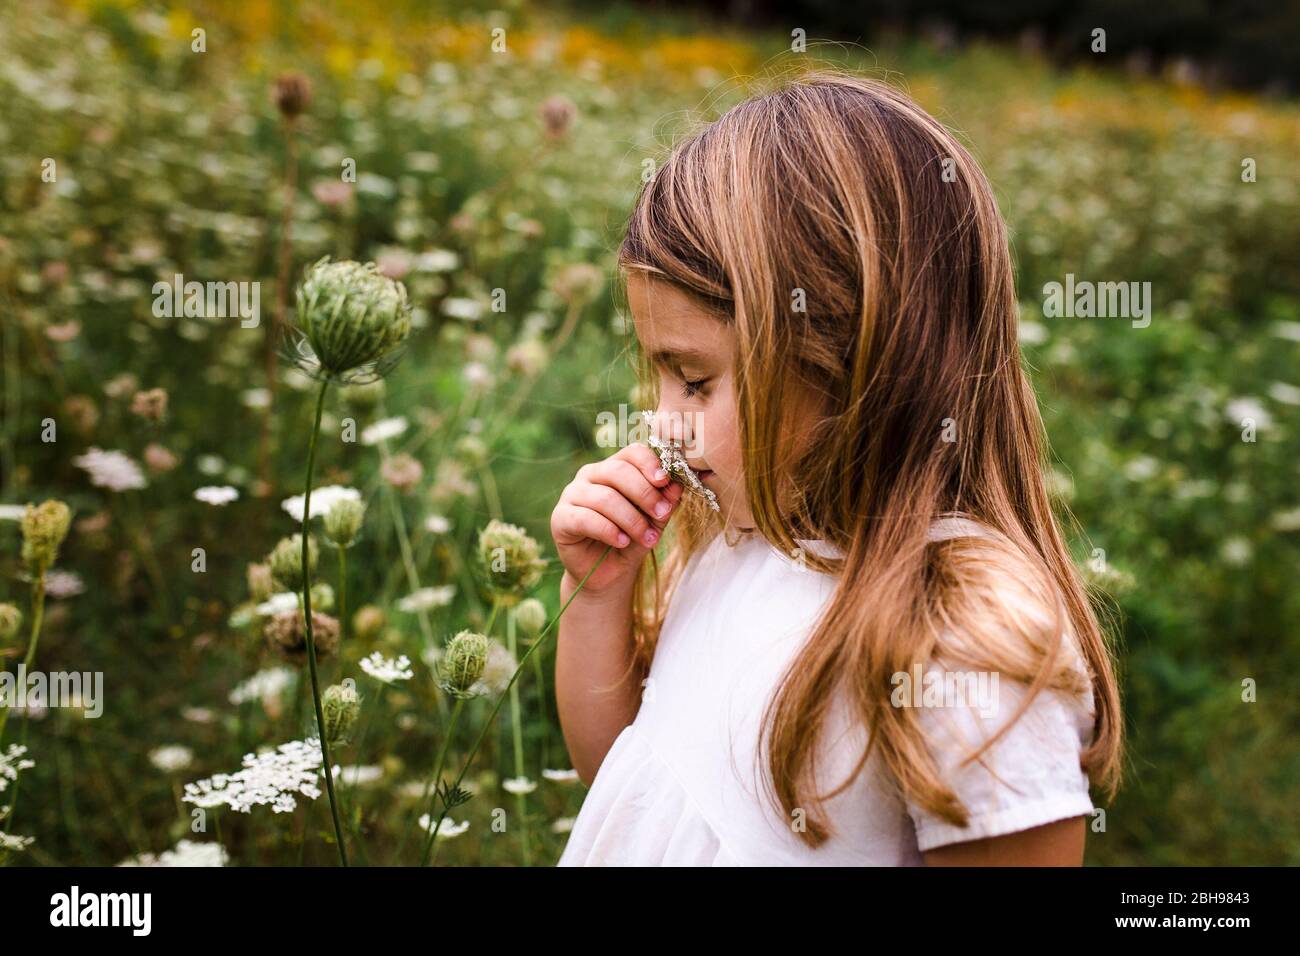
[903,657,1096,852]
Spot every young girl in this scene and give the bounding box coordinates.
[550,71,1123,866]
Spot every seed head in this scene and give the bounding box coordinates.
[21,499,72,575]
[475,519,547,607]
[291,258,412,382]
[323,498,366,548]
[438,630,489,699]
[322,683,361,744]
[268,534,318,592]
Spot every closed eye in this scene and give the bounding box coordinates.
[681,378,709,398]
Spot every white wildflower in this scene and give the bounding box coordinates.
[442,297,484,321]
[424,514,451,534]
[1226,397,1272,429]
[503,776,537,795]
[44,570,84,599]
[229,667,297,706]
[0,745,35,794]
[551,816,575,834]
[194,485,239,506]
[255,592,300,616]
[324,764,384,787]
[118,839,227,867]
[196,454,226,476]
[181,706,216,724]
[418,813,469,838]
[1267,382,1300,406]
[361,416,409,446]
[640,410,719,511]
[182,737,324,814]
[397,585,455,613]
[0,829,34,852]
[542,767,580,784]
[149,745,194,773]
[0,505,26,521]
[281,484,361,522]
[359,652,414,684]
[469,639,517,697]
[73,447,147,491]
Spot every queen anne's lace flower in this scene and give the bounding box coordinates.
[361,416,408,446]
[281,485,361,522]
[182,738,324,814]
[72,448,147,491]
[194,485,239,506]
[228,667,297,706]
[503,775,537,795]
[0,745,35,794]
[418,814,469,838]
[640,410,719,511]
[359,652,414,684]
[397,585,455,612]
[149,745,194,773]
[117,839,227,867]
[543,767,580,784]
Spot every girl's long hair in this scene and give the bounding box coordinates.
[618,69,1123,847]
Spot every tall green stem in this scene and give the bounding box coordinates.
[505,609,531,865]
[301,379,349,866]
[337,545,348,642]
[422,542,615,866]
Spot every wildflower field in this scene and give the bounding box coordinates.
[1,0,1298,866]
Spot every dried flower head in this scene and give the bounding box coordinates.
[130,387,168,422]
[438,630,489,699]
[381,452,423,493]
[264,608,340,663]
[21,499,72,575]
[351,605,385,640]
[539,94,577,139]
[475,519,547,607]
[268,534,318,592]
[323,497,366,548]
[289,257,413,383]
[247,562,274,603]
[272,72,313,120]
[639,410,719,511]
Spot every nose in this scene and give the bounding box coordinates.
[652,403,703,459]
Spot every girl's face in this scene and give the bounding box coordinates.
[627,273,755,531]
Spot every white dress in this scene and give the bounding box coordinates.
[556,516,1097,866]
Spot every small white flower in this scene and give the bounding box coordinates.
[181,706,216,724]
[415,249,459,273]
[503,775,537,795]
[194,485,239,506]
[73,447,147,491]
[442,297,484,321]
[424,514,451,534]
[1226,397,1272,429]
[149,745,194,773]
[359,652,414,684]
[229,667,297,706]
[182,737,324,814]
[0,745,35,794]
[542,768,580,784]
[0,505,26,521]
[44,570,85,599]
[255,592,300,616]
[418,813,469,838]
[551,817,576,834]
[1220,537,1252,566]
[324,764,384,787]
[397,585,456,613]
[361,416,409,446]
[281,484,361,522]
[462,362,493,389]
[241,388,271,410]
[1267,382,1300,406]
[0,829,35,852]
[117,838,227,867]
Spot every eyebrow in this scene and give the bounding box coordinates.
[647,345,715,368]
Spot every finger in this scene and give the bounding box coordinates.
[558,504,631,549]
[569,483,661,549]
[590,458,676,527]
[617,442,673,488]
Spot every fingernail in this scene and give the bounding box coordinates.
[653,468,668,480]
[643,529,659,546]
[654,501,670,518]
[617,532,630,546]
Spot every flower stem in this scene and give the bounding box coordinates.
[301,379,349,866]
[337,545,348,643]
[422,542,615,866]
[505,608,532,865]
[414,697,464,864]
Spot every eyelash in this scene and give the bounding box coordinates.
[681,378,709,398]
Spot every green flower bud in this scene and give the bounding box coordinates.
[323,498,366,548]
[247,562,274,603]
[475,519,547,608]
[21,499,72,575]
[268,534,318,592]
[512,598,547,638]
[322,682,361,744]
[294,257,413,380]
[310,582,335,613]
[0,603,22,643]
[438,630,489,699]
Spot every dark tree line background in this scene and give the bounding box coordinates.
[612,0,1300,94]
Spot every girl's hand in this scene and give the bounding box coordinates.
[551,443,684,598]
